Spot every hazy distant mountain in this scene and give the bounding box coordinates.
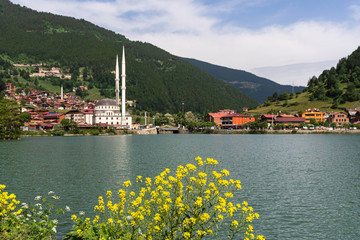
[181,57,305,103]
[0,0,259,113]
[251,60,338,86]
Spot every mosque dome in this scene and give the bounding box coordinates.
[95,99,118,107]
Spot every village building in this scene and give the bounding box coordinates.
[260,114,277,124]
[208,109,236,125]
[274,116,306,126]
[348,109,360,123]
[220,113,255,129]
[65,110,85,123]
[328,112,349,126]
[301,108,325,123]
[82,109,94,125]
[43,112,65,124]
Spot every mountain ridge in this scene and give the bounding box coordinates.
[180,57,305,103]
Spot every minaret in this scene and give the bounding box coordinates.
[60,84,63,100]
[121,46,126,126]
[115,55,120,105]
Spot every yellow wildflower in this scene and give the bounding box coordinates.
[123,180,131,187]
[184,232,191,239]
[221,169,230,176]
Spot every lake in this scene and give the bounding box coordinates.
[0,134,359,239]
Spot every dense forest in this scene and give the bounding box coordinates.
[306,46,360,108]
[0,0,258,113]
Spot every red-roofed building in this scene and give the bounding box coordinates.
[43,112,65,124]
[220,113,255,129]
[274,116,306,126]
[208,112,229,125]
[261,114,277,123]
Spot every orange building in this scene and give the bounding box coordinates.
[301,108,325,123]
[5,83,16,94]
[208,110,236,125]
[220,114,255,128]
[328,112,349,126]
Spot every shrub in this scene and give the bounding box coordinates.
[0,185,67,239]
[67,157,265,240]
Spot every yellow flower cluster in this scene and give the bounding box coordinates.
[71,157,265,240]
[0,185,21,218]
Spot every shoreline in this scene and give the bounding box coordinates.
[19,128,360,137]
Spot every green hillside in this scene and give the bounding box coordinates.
[0,0,258,113]
[249,46,360,115]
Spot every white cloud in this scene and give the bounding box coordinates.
[350,4,360,21]
[10,0,360,85]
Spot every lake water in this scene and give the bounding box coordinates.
[0,134,359,239]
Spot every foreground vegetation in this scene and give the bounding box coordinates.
[1,157,265,240]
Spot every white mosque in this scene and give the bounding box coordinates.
[93,47,132,127]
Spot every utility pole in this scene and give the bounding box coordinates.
[144,111,147,126]
[182,102,184,115]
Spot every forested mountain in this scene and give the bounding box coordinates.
[306,46,360,108]
[0,0,258,113]
[181,58,305,103]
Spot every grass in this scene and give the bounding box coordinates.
[249,91,360,115]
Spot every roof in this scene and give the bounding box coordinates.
[208,113,230,118]
[221,113,250,118]
[95,99,118,107]
[262,114,276,118]
[275,117,306,122]
[329,112,346,117]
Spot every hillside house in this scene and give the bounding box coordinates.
[65,110,85,123]
[301,108,325,123]
[328,112,349,126]
[348,109,360,123]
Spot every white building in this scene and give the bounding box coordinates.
[93,47,132,128]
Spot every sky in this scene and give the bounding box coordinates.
[10,0,360,86]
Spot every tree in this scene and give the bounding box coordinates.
[272,92,279,101]
[279,92,289,101]
[61,119,77,131]
[174,112,185,126]
[19,112,31,123]
[164,113,175,126]
[185,111,196,123]
[0,97,23,139]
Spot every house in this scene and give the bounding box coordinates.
[220,113,255,129]
[5,83,16,92]
[43,112,65,124]
[261,114,277,124]
[274,116,306,126]
[301,108,325,123]
[348,109,360,123]
[82,109,94,125]
[65,110,85,123]
[208,109,236,125]
[328,112,349,126]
